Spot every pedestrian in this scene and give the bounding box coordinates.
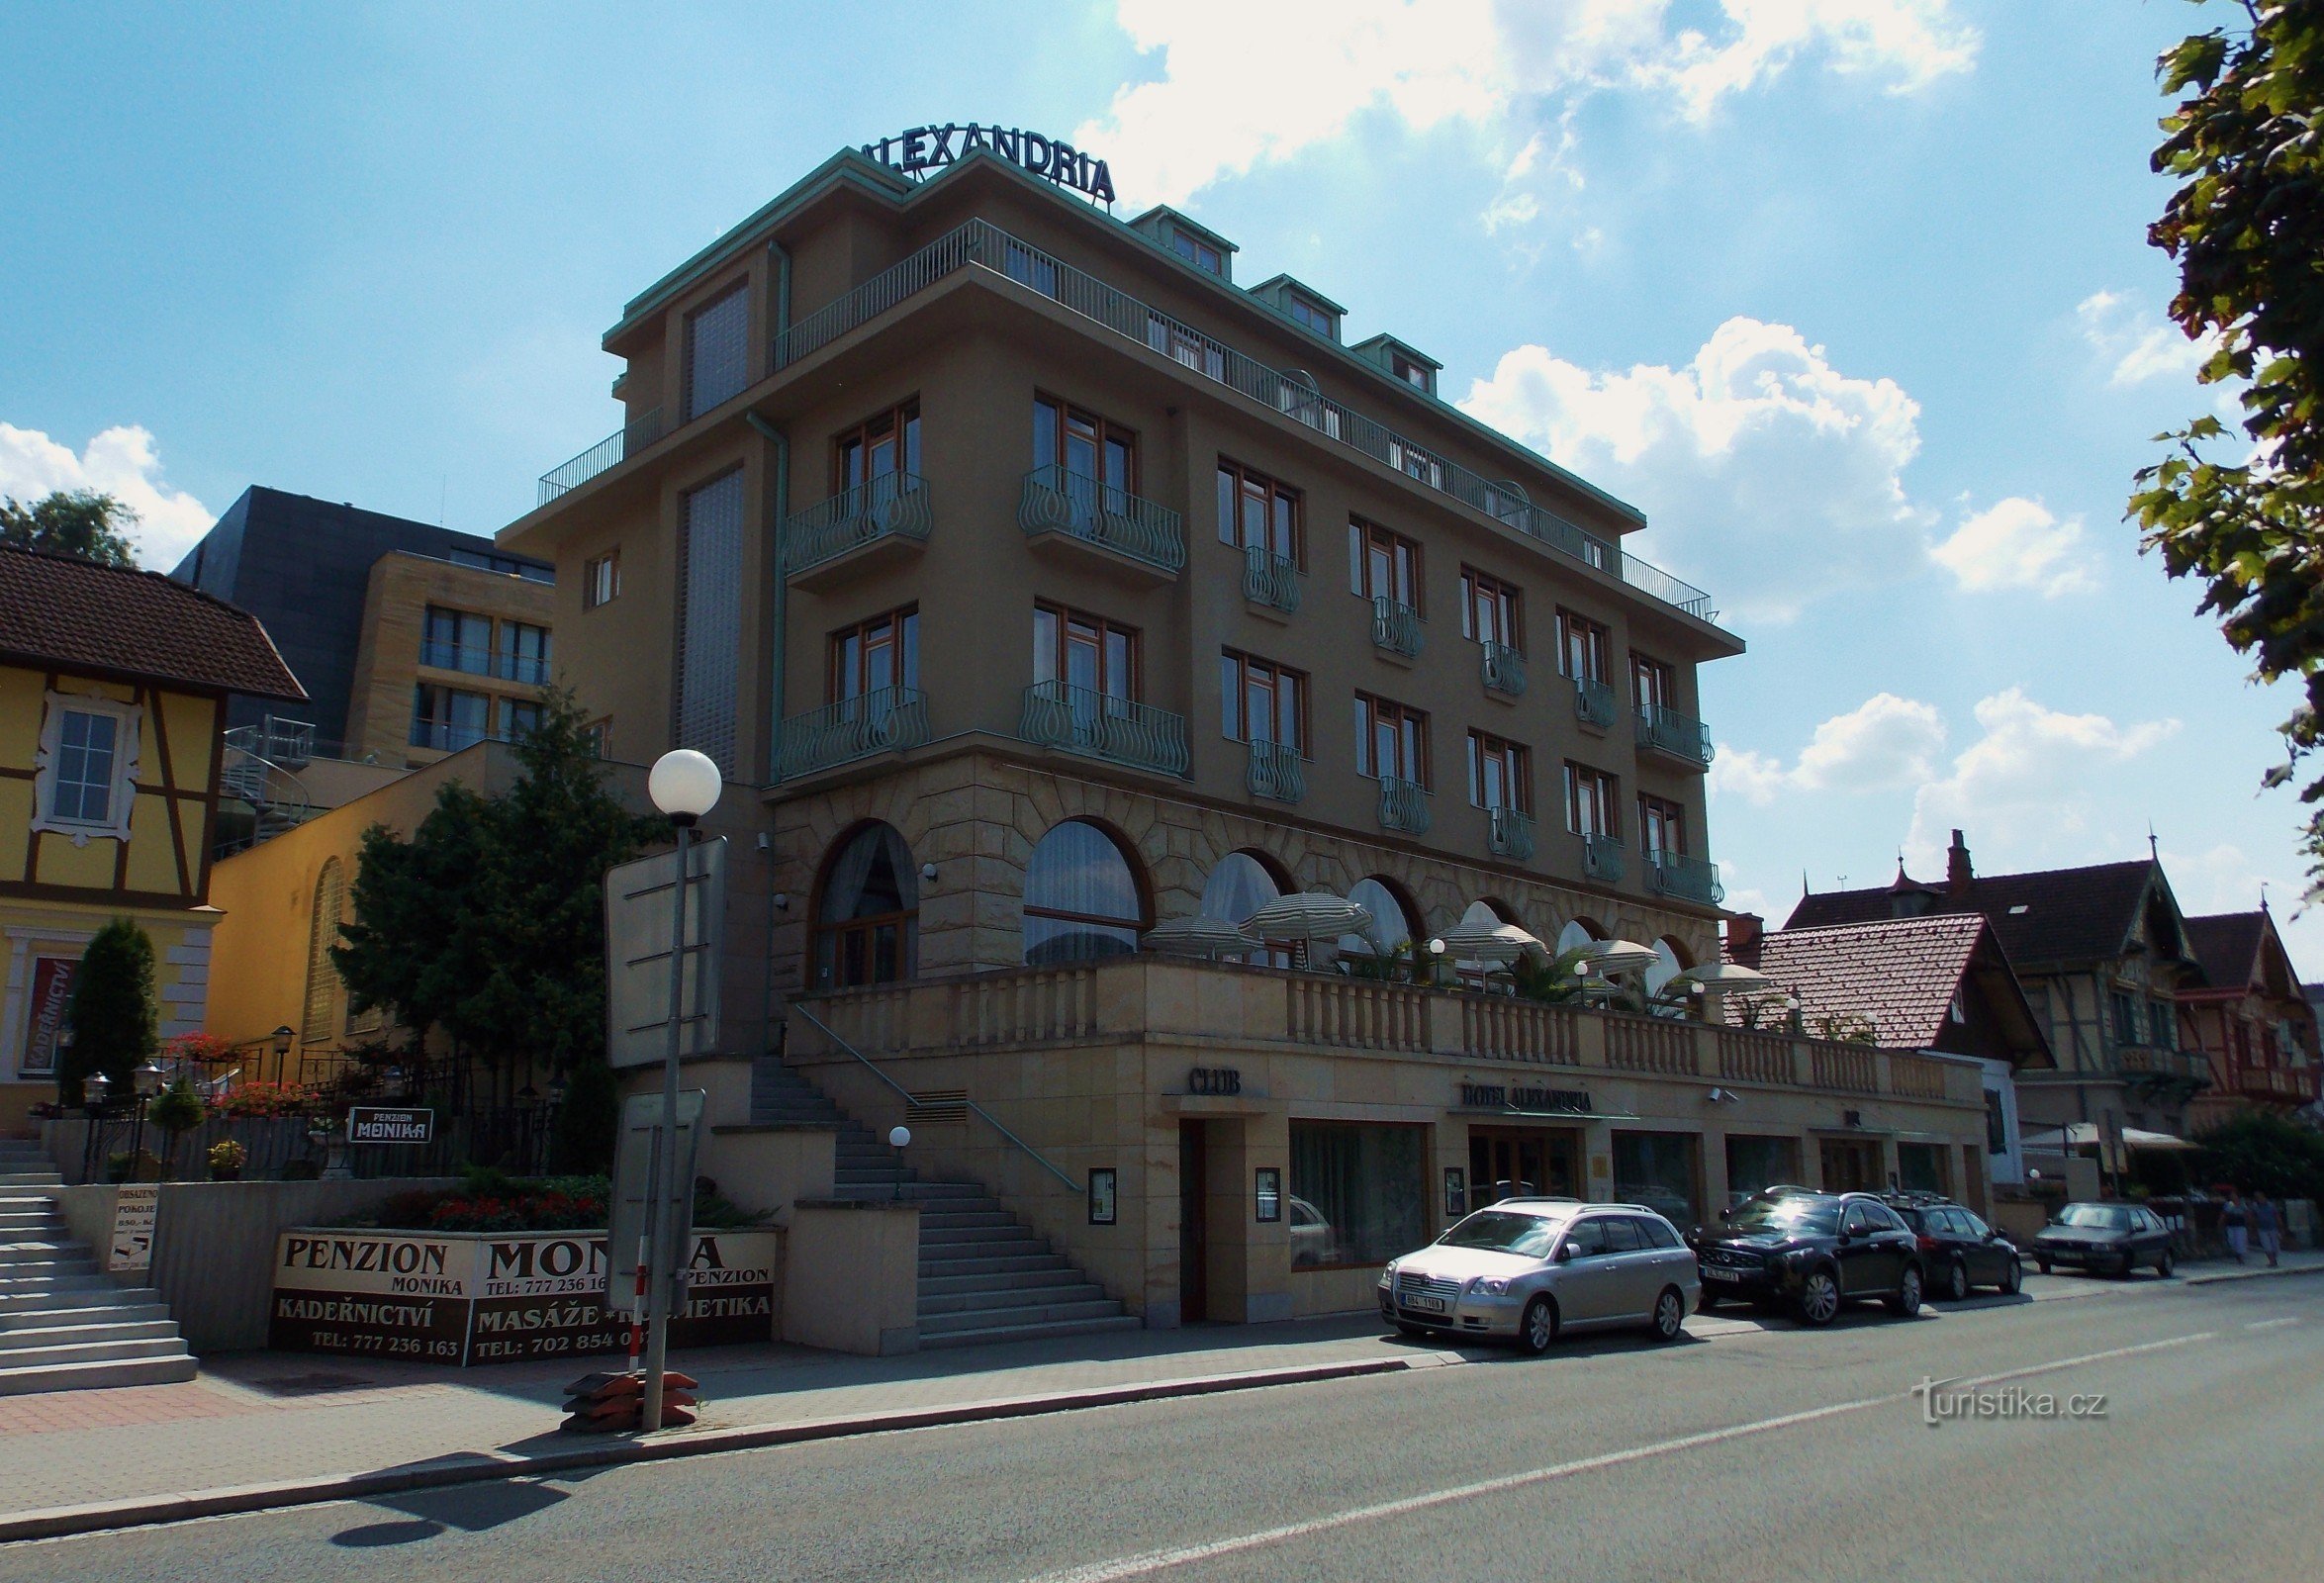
[2220,1189,2248,1264]
[2253,1191,2281,1268]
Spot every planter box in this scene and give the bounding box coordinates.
[269,1226,778,1366]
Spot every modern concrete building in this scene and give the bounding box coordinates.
[485,138,1987,1336]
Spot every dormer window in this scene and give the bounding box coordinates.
[1285,293,1336,337]
[1172,232,1222,276]
[1391,351,1434,395]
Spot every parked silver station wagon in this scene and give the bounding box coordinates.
[1379,1199,1701,1353]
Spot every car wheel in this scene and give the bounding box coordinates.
[1795,1267,1841,1327]
[1517,1295,1558,1356]
[2000,1257,2023,1296]
[2157,1249,2176,1278]
[1943,1257,1970,1302]
[2114,1254,2136,1280]
[1649,1287,1686,1343]
[1886,1263,1924,1318]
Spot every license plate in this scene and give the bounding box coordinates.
[1402,1294,1447,1313]
[1703,1266,1742,1281]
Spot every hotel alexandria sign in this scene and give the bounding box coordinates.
[864,123,1118,204]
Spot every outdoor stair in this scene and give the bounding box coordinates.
[752,1059,1140,1350]
[0,1142,198,1394]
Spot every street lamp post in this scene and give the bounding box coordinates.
[128,1059,164,1179]
[642,748,721,1433]
[270,1025,295,1086]
[80,1071,112,1181]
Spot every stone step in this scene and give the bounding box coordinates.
[918,1265,1089,1299]
[0,1334,191,1370]
[919,1224,1045,1249]
[919,1297,1127,1336]
[0,1172,63,1190]
[918,1314,1145,1350]
[0,1210,63,1232]
[917,1210,1017,1231]
[0,1277,139,1310]
[0,1301,171,1332]
[0,1258,103,1285]
[918,1281,1106,1317]
[0,1352,200,1397]
[917,1251,1075,1280]
[0,1318,181,1354]
[0,1240,92,1264]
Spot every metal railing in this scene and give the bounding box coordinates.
[776,688,930,780]
[1487,804,1535,862]
[1019,681,1189,777]
[1371,597,1423,658]
[757,218,1719,625]
[1242,545,1300,613]
[1574,677,1617,730]
[1377,775,1431,836]
[537,407,665,505]
[408,719,498,753]
[1636,703,1715,768]
[785,472,935,578]
[418,641,494,676]
[1648,852,1724,905]
[1017,465,1186,574]
[1581,831,1626,885]
[1246,738,1305,803]
[1480,640,1525,698]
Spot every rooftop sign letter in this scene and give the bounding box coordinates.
[864,123,1116,204]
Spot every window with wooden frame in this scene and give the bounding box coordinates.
[1637,792,1686,862]
[1557,609,1608,682]
[1460,568,1523,652]
[1171,232,1223,276]
[829,606,920,700]
[1034,603,1140,700]
[1353,694,1430,786]
[1216,460,1303,564]
[1390,351,1435,394]
[1631,652,1676,712]
[833,401,921,493]
[1033,395,1138,492]
[1466,731,1532,813]
[585,550,620,609]
[1348,519,1422,610]
[1285,292,1337,338]
[1220,651,1308,752]
[1564,762,1620,838]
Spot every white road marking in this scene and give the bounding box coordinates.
[1019,1332,2216,1583]
[2246,1317,2299,1332]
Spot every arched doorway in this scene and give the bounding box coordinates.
[1645,935,1692,997]
[1341,875,1418,959]
[811,822,917,989]
[1556,916,1607,957]
[1023,819,1148,965]
[1200,849,1290,965]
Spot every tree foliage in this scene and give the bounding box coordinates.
[59,918,158,1106]
[0,491,139,567]
[2132,1,2324,903]
[2191,1108,2324,1200]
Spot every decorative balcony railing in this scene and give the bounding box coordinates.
[1017,465,1186,575]
[418,641,493,677]
[1371,597,1422,658]
[537,407,665,506]
[1377,775,1431,836]
[1242,546,1300,613]
[1811,1043,1879,1095]
[1648,852,1724,906]
[1636,703,1714,768]
[409,720,498,753]
[1246,738,1305,803]
[1581,831,1626,885]
[1487,804,1535,863]
[2112,1045,2211,1082]
[776,688,930,780]
[1574,677,1617,730]
[1018,681,1189,777]
[1480,640,1525,698]
[785,473,934,578]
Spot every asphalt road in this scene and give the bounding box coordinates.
[8,1274,2320,1583]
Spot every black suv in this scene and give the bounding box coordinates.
[1879,1193,2023,1300]
[1688,1189,1925,1327]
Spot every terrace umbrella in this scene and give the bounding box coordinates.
[1246,892,1372,944]
[1434,918,1546,967]
[1141,916,1255,960]
[1668,962,1773,992]
[1576,938,1660,977]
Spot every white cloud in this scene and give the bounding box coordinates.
[1928,495,2097,597]
[2075,290,2213,388]
[1460,317,1926,622]
[1079,0,1979,207]
[1712,692,1946,805]
[0,423,215,569]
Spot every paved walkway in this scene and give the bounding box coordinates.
[1,1251,2315,1526]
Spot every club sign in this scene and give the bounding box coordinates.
[863,124,1118,204]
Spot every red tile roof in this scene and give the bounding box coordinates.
[0,546,305,700]
[1736,913,1991,1049]
[1785,860,2163,970]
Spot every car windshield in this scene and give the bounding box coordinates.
[1438,1211,1559,1257]
[2057,1204,2133,1231]
[1724,1197,1841,1236]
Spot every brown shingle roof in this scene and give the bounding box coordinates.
[2184,912,2266,991]
[1739,913,1991,1048]
[0,545,305,700]
[1785,860,2162,970]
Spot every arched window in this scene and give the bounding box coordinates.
[1556,917,1606,956]
[1024,819,1146,965]
[302,859,345,1046]
[1645,935,1691,996]
[1200,850,1288,966]
[813,823,917,989]
[1341,876,1417,958]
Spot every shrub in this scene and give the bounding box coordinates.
[2191,1111,2324,1201]
[207,1139,247,1180]
[213,1081,308,1119]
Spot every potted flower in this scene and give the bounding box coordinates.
[208,1138,247,1181]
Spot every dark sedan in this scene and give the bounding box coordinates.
[1880,1195,2023,1299]
[2030,1202,2176,1279]
[1688,1190,1924,1327]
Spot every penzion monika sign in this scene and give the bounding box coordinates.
[863,124,1117,204]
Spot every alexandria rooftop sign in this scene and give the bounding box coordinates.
[863,124,1117,204]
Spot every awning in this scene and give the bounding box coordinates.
[2020,1124,2197,1153]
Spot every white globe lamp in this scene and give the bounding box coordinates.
[648,749,722,824]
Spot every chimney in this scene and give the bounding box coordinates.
[1947,829,1974,897]
[1725,911,1764,969]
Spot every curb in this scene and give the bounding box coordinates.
[2185,1260,2324,1287]
[0,1355,1415,1544]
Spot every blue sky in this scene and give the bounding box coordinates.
[4,1,2311,968]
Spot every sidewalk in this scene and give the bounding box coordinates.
[2,1249,2316,1542]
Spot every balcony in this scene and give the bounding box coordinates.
[1242,546,1300,615]
[785,474,934,589]
[1019,681,1189,778]
[1636,703,1714,769]
[1246,738,1305,803]
[538,407,665,506]
[1480,641,1525,698]
[1486,804,1535,863]
[1377,775,1431,836]
[2238,1065,2318,1104]
[776,688,930,780]
[408,720,497,753]
[1647,852,1724,906]
[1574,678,1616,732]
[1371,597,1422,660]
[1018,465,1185,580]
[1581,831,1626,885]
[2112,1045,2212,1083]
[418,641,494,678]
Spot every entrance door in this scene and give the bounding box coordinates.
[1467,1128,1582,1209]
[1179,1122,1208,1324]
[1818,1138,1881,1194]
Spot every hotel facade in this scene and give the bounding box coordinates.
[501,140,1991,1332]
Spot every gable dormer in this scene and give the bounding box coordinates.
[1352,332,1441,397]
[1129,206,1238,282]
[1248,274,1345,343]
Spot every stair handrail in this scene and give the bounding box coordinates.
[790,1004,1081,1194]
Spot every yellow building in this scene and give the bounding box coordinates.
[0,545,306,1132]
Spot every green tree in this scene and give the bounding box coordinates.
[0,491,139,567]
[2191,1108,2324,1201]
[145,1078,207,1178]
[59,918,157,1106]
[2131,1,2324,903]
